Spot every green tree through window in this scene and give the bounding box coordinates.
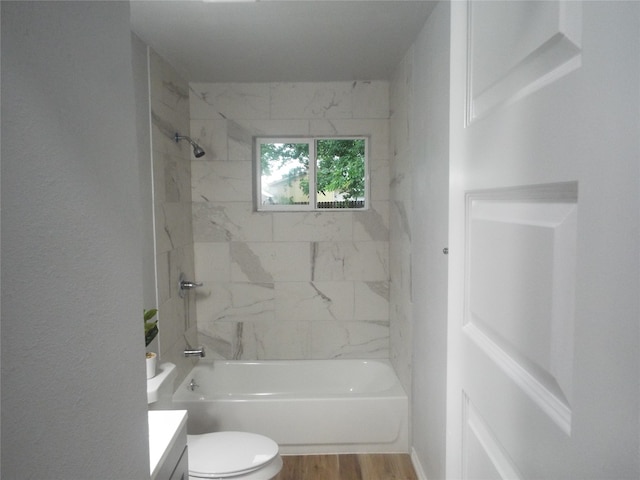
[315,139,365,202]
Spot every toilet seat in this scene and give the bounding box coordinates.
[188,432,282,479]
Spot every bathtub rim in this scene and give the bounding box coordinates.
[173,358,407,400]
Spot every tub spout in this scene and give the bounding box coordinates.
[184,346,205,358]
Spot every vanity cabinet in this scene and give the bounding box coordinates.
[168,446,188,480]
[149,410,188,480]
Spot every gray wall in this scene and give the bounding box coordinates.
[390,2,451,478]
[132,33,157,316]
[389,24,415,398]
[409,3,450,478]
[1,2,149,478]
[149,50,198,382]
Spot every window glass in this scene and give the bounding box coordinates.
[316,138,365,209]
[257,137,367,211]
[260,142,310,207]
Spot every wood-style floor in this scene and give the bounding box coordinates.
[274,454,418,480]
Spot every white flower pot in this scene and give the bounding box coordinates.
[146,352,157,379]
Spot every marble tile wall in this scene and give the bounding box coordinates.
[389,50,415,393]
[189,81,391,360]
[149,49,198,381]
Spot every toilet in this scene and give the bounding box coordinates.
[148,362,283,480]
[188,431,283,480]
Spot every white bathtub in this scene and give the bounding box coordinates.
[171,359,408,455]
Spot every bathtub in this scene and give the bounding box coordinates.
[171,359,408,455]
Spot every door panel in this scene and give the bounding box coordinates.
[463,394,524,480]
[465,183,577,434]
[468,1,582,123]
[447,1,639,479]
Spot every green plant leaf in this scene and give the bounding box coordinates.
[144,308,158,322]
[144,308,159,346]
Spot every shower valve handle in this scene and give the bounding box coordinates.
[178,273,203,297]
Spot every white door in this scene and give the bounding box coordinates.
[447,1,639,479]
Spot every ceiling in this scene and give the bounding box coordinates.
[129,1,436,83]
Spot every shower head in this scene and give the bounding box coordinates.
[192,144,206,158]
[175,133,206,158]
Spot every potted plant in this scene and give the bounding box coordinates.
[144,308,158,379]
[144,308,158,346]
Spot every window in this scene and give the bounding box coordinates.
[256,137,368,211]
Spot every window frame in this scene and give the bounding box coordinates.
[255,136,369,212]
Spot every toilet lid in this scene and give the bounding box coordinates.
[188,432,279,478]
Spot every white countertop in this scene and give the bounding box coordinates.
[148,410,188,479]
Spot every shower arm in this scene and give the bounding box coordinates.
[175,133,196,147]
[174,132,206,158]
